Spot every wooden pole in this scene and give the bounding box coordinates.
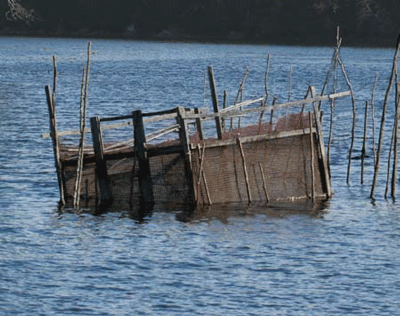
[258,163,270,202]
[207,66,223,140]
[288,65,293,102]
[132,110,154,206]
[237,67,249,129]
[177,107,196,205]
[91,116,112,207]
[194,107,204,140]
[385,127,395,199]
[45,85,65,206]
[265,54,270,104]
[391,80,400,198]
[52,55,57,102]
[222,90,228,131]
[371,73,378,165]
[371,33,400,199]
[237,137,252,203]
[309,111,315,202]
[197,144,212,205]
[361,100,369,185]
[311,86,332,197]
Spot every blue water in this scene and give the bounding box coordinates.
[1,37,400,315]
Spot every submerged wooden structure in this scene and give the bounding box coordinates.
[44,66,350,210]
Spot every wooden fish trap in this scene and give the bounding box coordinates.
[45,83,350,210]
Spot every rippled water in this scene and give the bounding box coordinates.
[1,37,400,315]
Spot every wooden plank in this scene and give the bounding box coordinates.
[45,85,65,206]
[207,66,223,139]
[312,91,332,198]
[133,110,154,206]
[90,116,112,207]
[177,107,196,205]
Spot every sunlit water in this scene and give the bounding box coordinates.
[1,37,400,315]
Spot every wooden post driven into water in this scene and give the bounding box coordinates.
[207,66,223,140]
[310,86,332,198]
[45,85,65,206]
[132,110,154,207]
[90,116,112,207]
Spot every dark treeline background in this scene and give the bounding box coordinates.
[0,0,399,46]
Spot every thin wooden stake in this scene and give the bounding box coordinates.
[237,137,252,203]
[258,163,270,202]
[371,33,400,199]
[73,42,91,209]
[288,65,293,102]
[222,90,228,131]
[194,107,204,141]
[371,73,378,165]
[391,80,400,198]
[207,66,223,139]
[385,127,395,199]
[309,111,315,202]
[45,85,65,206]
[361,100,369,185]
[197,144,212,205]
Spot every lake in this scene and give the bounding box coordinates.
[1,37,400,315]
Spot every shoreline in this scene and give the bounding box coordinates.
[0,29,396,49]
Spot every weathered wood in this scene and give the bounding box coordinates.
[189,127,316,150]
[371,33,400,199]
[196,144,212,205]
[132,110,154,206]
[72,68,88,209]
[236,67,249,129]
[177,107,196,205]
[258,163,270,202]
[311,87,331,197]
[309,111,315,202]
[237,137,252,203]
[371,73,378,165]
[220,97,265,114]
[194,108,204,140]
[222,90,228,131]
[361,100,368,185]
[207,66,223,139]
[90,116,112,207]
[45,85,65,206]
[391,81,400,198]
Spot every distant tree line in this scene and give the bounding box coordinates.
[0,0,399,46]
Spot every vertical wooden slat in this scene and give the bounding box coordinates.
[177,107,196,205]
[132,110,154,206]
[90,116,112,207]
[258,163,270,202]
[45,85,65,206]
[207,66,223,140]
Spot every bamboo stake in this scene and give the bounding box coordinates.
[73,42,91,209]
[371,33,400,199]
[237,137,252,203]
[207,66,223,139]
[327,52,338,169]
[361,100,369,185]
[197,144,212,205]
[371,73,378,165]
[265,54,270,104]
[52,55,57,103]
[391,79,400,198]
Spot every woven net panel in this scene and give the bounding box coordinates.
[192,132,324,205]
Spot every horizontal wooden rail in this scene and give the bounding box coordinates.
[185,91,351,121]
[189,127,316,150]
[42,107,206,139]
